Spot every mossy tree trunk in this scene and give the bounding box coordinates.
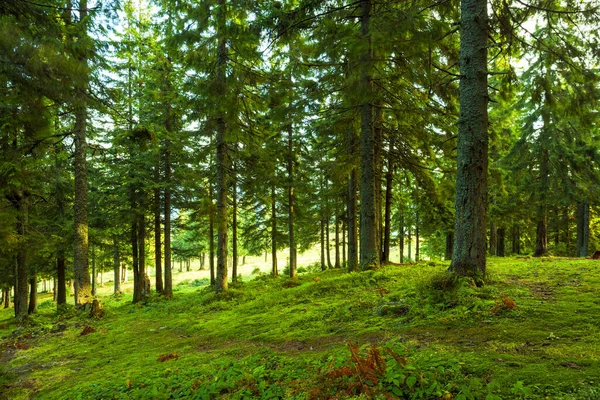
[271,186,278,277]
[232,166,238,282]
[450,0,488,279]
[208,183,215,286]
[154,165,163,294]
[72,0,92,306]
[28,273,36,314]
[287,124,297,278]
[382,136,394,263]
[359,0,379,270]
[347,159,358,272]
[445,232,454,261]
[215,0,229,293]
[113,239,120,294]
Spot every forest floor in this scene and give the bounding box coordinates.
[1,257,600,399]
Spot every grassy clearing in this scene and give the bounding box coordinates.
[2,257,600,399]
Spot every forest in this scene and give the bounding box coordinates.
[2,0,600,398]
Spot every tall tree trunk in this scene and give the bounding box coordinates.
[326,215,333,269]
[497,227,505,257]
[14,198,28,318]
[163,148,173,297]
[215,0,229,293]
[342,219,346,268]
[407,225,412,261]
[287,124,297,278]
[489,222,497,256]
[554,205,560,246]
[154,167,163,293]
[347,167,358,272]
[511,224,520,255]
[91,244,96,296]
[73,0,92,306]
[232,168,238,282]
[113,239,120,294]
[359,0,379,270]
[335,214,340,268]
[399,213,404,263]
[57,250,66,305]
[445,232,454,261]
[271,186,278,277]
[209,184,215,286]
[415,210,420,262]
[562,206,570,248]
[320,218,326,271]
[382,137,394,263]
[534,84,551,257]
[28,274,36,314]
[131,216,140,302]
[577,199,590,257]
[450,0,488,279]
[374,105,383,263]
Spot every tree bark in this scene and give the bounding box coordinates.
[415,210,420,262]
[287,124,297,278]
[347,167,358,272]
[445,232,454,261]
[28,275,36,314]
[497,227,505,257]
[399,213,404,263]
[14,197,28,318]
[577,199,589,257]
[154,166,163,293]
[56,249,66,306]
[163,147,173,297]
[335,213,340,268]
[489,222,497,256]
[359,0,379,270]
[271,186,278,277]
[209,184,215,286]
[382,138,394,263]
[91,244,96,296]
[73,0,92,306]
[450,0,489,279]
[511,224,520,255]
[215,0,229,293]
[113,239,120,294]
[232,167,238,282]
[320,218,326,271]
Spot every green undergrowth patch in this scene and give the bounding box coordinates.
[2,258,600,399]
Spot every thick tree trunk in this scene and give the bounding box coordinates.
[215,0,229,293]
[154,167,163,294]
[445,232,454,261]
[382,141,394,263]
[347,167,358,272]
[450,0,488,279]
[28,275,36,314]
[320,218,326,271]
[73,0,92,306]
[287,124,297,278]
[57,250,66,305]
[359,0,379,270]
[489,222,497,256]
[113,239,120,294]
[534,214,548,257]
[232,169,238,282]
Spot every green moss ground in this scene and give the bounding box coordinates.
[2,258,600,399]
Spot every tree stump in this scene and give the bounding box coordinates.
[89,299,104,319]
